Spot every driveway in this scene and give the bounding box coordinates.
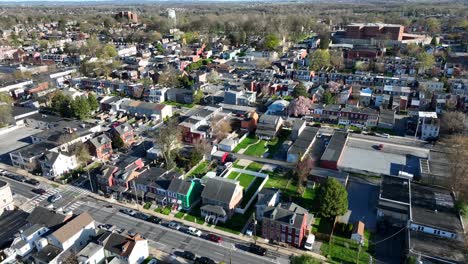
[346,180,379,231]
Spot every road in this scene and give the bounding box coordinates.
[1,174,290,264]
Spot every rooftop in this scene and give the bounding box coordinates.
[380,176,410,204]
[321,131,347,162]
[409,230,466,264]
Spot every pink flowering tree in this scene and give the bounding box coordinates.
[288,96,312,117]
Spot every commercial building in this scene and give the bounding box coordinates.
[345,23,404,41]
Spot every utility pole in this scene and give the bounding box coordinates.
[253,212,257,244]
[87,168,94,193]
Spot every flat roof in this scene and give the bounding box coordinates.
[380,176,410,204]
[418,111,438,118]
[411,183,463,233]
[409,230,466,264]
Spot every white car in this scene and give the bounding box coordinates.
[168,221,181,230]
[187,227,202,237]
[304,234,315,250]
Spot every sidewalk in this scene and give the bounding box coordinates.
[0,163,328,262]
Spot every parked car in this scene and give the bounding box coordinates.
[119,208,136,216]
[175,250,196,261]
[146,216,162,224]
[248,243,267,256]
[31,188,46,195]
[304,234,315,250]
[25,179,40,186]
[48,194,62,203]
[187,227,202,237]
[207,234,222,243]
[195,256,216,264]
[168,221,181,230]
[134,212,149,220]
[12,175,26,182]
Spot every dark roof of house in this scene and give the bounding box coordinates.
[257,188,280,206]
[12,106,37,118]
[12,142,58,159]
[257,115,282,138]
[101,232,145,257]
[410,183,463,233]
[379,176,410,204]
[320,131,348,162]
[167,179,193,195]
[263,202,310,229]
[27,207,71,229]
[113,123,133,135]
[201,177,241,204]
[134,167,174,187]
[90,134,112,148]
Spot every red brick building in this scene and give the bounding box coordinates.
[112,123,136,146]
[261,203,311,247]
[345,23,404,41]
[115,11,138,23]
[89,134,113,160]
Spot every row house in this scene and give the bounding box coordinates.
[338,107,379,127]
[88,134,113,160]
[112,123,136,147]
[179,106,221,143]
[118,99,173,121]
[95,156,144,196]
[134,167,181,207]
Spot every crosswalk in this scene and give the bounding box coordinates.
[61,185,92,196]
[64,200,85,212]
[30,188,60,205]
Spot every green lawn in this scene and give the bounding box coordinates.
[174,211,185,219]
[233,134,258,153]
[321,236,371,264]
[227,171,239,180]
[154,207,171,215]
[244,140,268,156]
[302,187,317,200]
[245,162,264,172]
[184,214,205,224]
[237,173,255,188]
[187,161,210,178]
[240,177,264,208]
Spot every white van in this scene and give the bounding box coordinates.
[304,234,315,250]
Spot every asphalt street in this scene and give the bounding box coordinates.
[2,174,290,264]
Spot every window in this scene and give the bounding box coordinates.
[295,236,299,244]
[281,225,285,232]
[287,235,292,243]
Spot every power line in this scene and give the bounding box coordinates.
[369,224,408,245]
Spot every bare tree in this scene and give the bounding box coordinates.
[295,156,313,194]
[440,111,466,135]
[154,119,182,169]
[158,67,180,88]
[0,92,13,127]
[445,135,468,200]
[211,115,232,142]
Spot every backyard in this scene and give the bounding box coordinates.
[240,176,264,208]
[187,160,210,178]
[233,130,291,158]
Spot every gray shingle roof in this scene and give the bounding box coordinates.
[167,179,192,195]
[201,177,241,204]
[263,202,309,229]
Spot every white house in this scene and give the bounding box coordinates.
[11,224,49,257]
[48,212,96,252]
[418,111,440,140]
[100,232,149,264]
[76,242,105,264]
[39,151,79,178]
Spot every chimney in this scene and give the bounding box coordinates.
[290,213,296,225]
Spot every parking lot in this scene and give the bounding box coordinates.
[0,126,43,164]
[346,180,379,230]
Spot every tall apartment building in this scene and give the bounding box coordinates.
[115,11,138,23]
[345,23,404,41]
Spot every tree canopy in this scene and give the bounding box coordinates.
[291,82,309,98]
[263,34,280,51]
[318,178,348,218]
[0,92,12,127]
[291,255,321,264]
[309,49,330,71]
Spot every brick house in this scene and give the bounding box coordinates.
[112,123,136,146]
[261,202,312,247]
[95,156,144,196]
[89,134,113,160]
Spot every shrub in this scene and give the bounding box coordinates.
[455,200,468,216]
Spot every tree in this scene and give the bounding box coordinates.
[291,82,308,98]
[445,135,468,200]
[455,200,468,216]
[291,255,321,264]
[319,34,330,49]
[417,52,435,72]
[256,58,271,69]
[329,50,344,70]
[154,119,182,169]
[406,43,422,57]
[288,96,312,117]
[193,90,204,104]
[111,133,124,149]
[295,156,313,194]
[57,133,78,145]
[309,49,330,71]
[0,92,12,127]
[98,44,118,59]
[318,178,348,218]
[158,67,180,88]
[440,111,465,135]
[191,139,209,167]
[322,91,335,105]
[426,18,441,35]
[51,91,73,117]
[71,143,91,165]
[207,71,220,84]
[212,115,232,141]
[263,34,280,51]
[71,96,91,120]
[87,93,99,111]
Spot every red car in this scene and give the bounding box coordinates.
[32,188,46,195]
[207,234,223,243]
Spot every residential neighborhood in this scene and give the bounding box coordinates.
[0,1,466,264]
